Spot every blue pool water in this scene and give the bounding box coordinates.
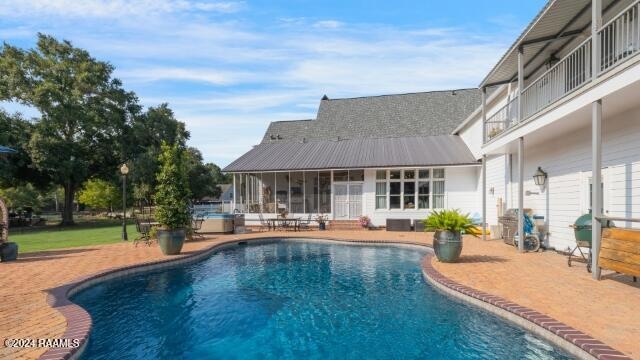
[73,240,571,359]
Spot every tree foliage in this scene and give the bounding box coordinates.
[128,104,190,205]
[78,179,120,211]
[185,147,227,201]
[0,110,50,189]
[154,142,191,230]
[0,183,45,212]
[0,34,227,223]
[0,34,139,224]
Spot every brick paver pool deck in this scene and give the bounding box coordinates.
[0,230,638,359]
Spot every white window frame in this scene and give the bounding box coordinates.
[374,168,446,211]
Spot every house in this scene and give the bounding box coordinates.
[223,90,484,226]
[225,0,640,279]
[460,0,640,279]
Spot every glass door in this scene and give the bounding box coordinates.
[348,184,363,219]
[334,184,349,219]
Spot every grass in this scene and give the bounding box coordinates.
[10,220,137,253]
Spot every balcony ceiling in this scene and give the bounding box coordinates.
[480,0,626,87]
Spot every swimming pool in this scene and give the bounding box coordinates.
[73,239,572,359]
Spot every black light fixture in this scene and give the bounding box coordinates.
[533,167,548,187]
[120,163,129,241]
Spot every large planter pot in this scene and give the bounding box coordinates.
[0,242,18,262]
[433,230,463,263]
[157,229,186,255]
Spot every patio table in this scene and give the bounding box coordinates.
[267,218,301,231]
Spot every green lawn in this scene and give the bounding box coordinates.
[10,222,137,253]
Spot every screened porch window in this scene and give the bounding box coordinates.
[235,171,332,214]
[375,170,387,209]
[290,172,304,213]
[319,171,332,213]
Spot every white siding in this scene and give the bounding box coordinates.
[483,105,640,251]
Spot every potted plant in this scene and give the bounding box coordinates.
[315,214,328,230]
[423,209,476,263]
[358,215,370,229]
[154,142,192,255]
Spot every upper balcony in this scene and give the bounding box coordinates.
[482,0,640,144]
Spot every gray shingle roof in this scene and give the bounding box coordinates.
[261,88,482,143]
[223,135,477,172]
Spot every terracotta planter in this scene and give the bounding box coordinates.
[433,230,463,263]
[157,229,186,255]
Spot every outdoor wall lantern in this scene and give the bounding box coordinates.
[533,167,548,187]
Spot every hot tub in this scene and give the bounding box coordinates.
[199,213,234,233]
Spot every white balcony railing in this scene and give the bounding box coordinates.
[484,0,640,143]
[485,97,518,142]
[522,38,592,119]
[598,1,640,73]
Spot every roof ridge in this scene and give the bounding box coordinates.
[269,118,315,123]
[258,134,461,145]
[322,88,479,101]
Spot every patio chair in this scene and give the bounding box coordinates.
[191,215,204,240]
[298,214,313,231]
[133,216,154,247]
[258,213,270,231]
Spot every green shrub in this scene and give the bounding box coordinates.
[423,209,476,235]
[153,142,191,230]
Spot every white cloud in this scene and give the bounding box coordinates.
[116,67,252,85]
[0,4,518,166]
[0,0,244,18]
[313,20,344,29]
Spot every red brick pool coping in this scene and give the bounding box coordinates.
[422,253,631,360]
[39,237,630,360]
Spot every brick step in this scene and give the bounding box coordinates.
[328,220,365,231]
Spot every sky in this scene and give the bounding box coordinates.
[0,0,546,167]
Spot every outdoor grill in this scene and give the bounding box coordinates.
[498,208,532,245]
[568,214,614,271]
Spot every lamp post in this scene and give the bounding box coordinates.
[120,163,129,241]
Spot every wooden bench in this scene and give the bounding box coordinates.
[599,228,640,281]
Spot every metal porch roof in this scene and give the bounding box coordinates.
[223,135,478,172]
[480,0,627,87]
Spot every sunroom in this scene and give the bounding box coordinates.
[223,135,480,225]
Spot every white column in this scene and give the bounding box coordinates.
[288,171,291,213]
[482,87,487,143]
[482,155,487,241]
[232,174,236,212]
[330,170,335,219]
[481,86,488,240]
[592,99,603,279]
[517,47,524,122]
[592,0,602,79]
[517,137,525,252]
